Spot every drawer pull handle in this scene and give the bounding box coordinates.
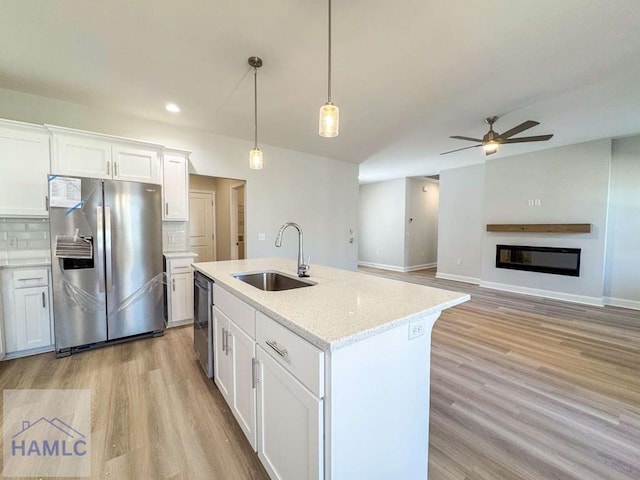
[252,358,260,388]
[222,327,227,353]
[19,277,44,282]
[266,340,288,358]
[174,266,190,269]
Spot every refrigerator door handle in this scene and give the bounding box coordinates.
[96,206,106,293]
[105,206,113,292]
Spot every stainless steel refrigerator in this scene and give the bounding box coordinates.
[49,176,164,357]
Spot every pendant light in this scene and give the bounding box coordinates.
[319,0,339,137]
[248,56,264,169]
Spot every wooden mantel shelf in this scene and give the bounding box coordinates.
[486,223,592,233]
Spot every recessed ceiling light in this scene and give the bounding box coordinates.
[165,103,180,113]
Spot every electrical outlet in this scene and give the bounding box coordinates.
[8,237,17,248]
[528,199,534,207]
[534,199,541,207]
[409,319,426,340]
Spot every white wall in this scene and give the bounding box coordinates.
[604,136,640,308]
[0,88,359,270]
[437,164,485,283]
[358,179,406,269]
[405,178,439,268]
[481,140,611,304]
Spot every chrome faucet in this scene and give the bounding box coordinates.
[275,222,310,277]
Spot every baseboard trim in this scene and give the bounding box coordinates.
[603,297,640,311]
[435,272,481,285]
[480,281,604,307]
[358,261,405,272]
[406,263,437,272]
[358,261,437,273]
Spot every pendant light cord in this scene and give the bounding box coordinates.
[327,0,332,103]
[254,66,258,149]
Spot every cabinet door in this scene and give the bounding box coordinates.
[257,347,323,480]
[162,153,188,221]
[13,286,52,352]
[230,322,257,449]
[113,146,161,184]
[169,272,193,323]
[213,307,233,403]
[0,125,50,216]
[52,134,112,179]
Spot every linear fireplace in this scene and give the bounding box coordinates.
[496,245,581,277]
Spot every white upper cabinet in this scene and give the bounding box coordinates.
[162,149,190,221]
[0,119,50,217]
[48,125,162,184]
[113,145,160,184]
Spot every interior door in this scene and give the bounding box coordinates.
[189,191,215,261]
[104,180,163,340]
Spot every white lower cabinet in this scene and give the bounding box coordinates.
[256,346,323,480]
[214,305,258,449]
[1,267,54,359]
[164,254,196,327]
[212,283,324,480]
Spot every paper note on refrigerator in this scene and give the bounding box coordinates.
[49,176,82,208]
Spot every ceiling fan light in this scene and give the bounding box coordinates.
[483,141,499,153]
[249,148,263,170]
[319,102,339,137]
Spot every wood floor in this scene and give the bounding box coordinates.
[0,328,269,480]
[1,268,639,479]
[361,267,640,480]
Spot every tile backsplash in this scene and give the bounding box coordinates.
[162,221,189,252]
[0,217,51,262]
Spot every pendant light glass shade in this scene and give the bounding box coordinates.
[319,0,339,137]
[249,148,263,170]
[248,56,264,170]
[319,102,339,137]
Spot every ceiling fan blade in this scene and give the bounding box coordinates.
[501,134,553,144]
[439,144,482,155]
[450,135,483,143]
[498,120,539,140]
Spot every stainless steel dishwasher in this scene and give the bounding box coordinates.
[193,271,213,378]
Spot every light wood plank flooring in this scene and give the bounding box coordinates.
[0,328,270,480]
[1,268,639,479]
[361,266,640,480]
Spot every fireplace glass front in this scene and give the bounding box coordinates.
[495,245,581,277]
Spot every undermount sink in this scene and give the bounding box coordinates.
[233,270,316,291]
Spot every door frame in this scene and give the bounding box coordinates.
[230,182,246,260]
[189,189,217,262]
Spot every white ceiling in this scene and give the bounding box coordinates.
[2,1,640,183]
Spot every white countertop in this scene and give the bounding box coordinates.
[193,258,470,351]
[0,258,52,269]
[164,251,198,259]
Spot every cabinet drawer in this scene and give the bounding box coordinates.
[256,311,324,398]
[13,269,49,288]
[167,257,193,274]
[213,285,255,338]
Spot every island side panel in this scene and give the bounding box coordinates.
[325,311,440,480]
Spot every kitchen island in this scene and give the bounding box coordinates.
[193,258,469,480]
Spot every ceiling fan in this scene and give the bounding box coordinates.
[440,116,553,156]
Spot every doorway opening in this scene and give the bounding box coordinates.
[189,174,246,262]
